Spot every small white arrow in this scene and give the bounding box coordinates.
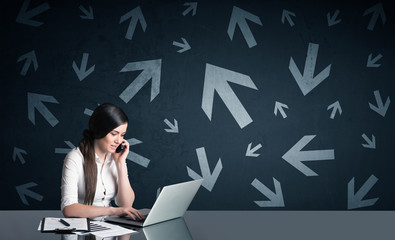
[369,90,390,117]
[120,6,147,40]
[274,101,289,118]
[366,53,383,67]
[79,5,94,20]
[16,182,43,206]
[327,101,342,119]
[16,0,50,27]
[84,108,94,116]
[13,147,27,164]
[172,38,191,53]
[362,134,376,149]
[348,175,379,209]
[27,92,59,127]
[17,50,38,76]
[72,53,95,81]
[182,2,197,16]
[281,9,296,27]
[252,178,285,207]
[246,143,262,157]
[363,2,386,31]
[164,118,179,133]
[55,141,76,154]
[327,10,341,26]
[126,138,150,168]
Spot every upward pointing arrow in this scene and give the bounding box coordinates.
[289,43,331,96]
[13,147,27,164]
[120,6,147,40]
[16,182,43,206]
[201,64,258,129]
[17,50,38,76]
[27,92,59,127]
[363,3,386,31]
[281,9,296,27]
[348,175,379,209]
[227,6,262,48]
[182,2,197,16]
[327,101,342,119]
[369,90,390,117]
[16,0,50,27]
[72,53,95,81]
[274,101,289,118]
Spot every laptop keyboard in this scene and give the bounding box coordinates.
[122,215,147,222]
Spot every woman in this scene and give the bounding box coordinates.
[61,103,143,220]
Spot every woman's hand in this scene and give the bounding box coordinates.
[112,206,145,220]
[112,140,130,165]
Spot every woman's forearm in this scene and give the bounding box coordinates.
[62,203,115,218]
[115,162,135,207]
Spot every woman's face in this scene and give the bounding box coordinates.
[96,123,128,154]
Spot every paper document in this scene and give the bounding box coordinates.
[88,221,136,238]
[40,217,89,232]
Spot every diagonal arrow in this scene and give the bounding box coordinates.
[348,175,379,209]
[164,118,179,133]
[227,6,262,48]
[16,182,43,206]
[79,5,94,20]
[187,147,222,192]
[246,143,262,157]
[274,101,289,118]
[172,37,191,53]
[252,178,285,207]
[369,90,390,117]
[120,6,147,40]
[202,63,258,129]
[126,138,150,168]
[363,3,386,31]
[366,53,383,67]
[17,50,38,76]
[182,2,197,16]
[55,141,76,154]
[282,135,335,177]
[281,9,296,27]
[27,92,59,127]
[289,43,331,96]
[361,134,376,149]
[72,53,95,81]
[119,59,162,103]
[327,10,341,26]
[327,101,342,119]
[13,147,27,164]
[16,0,50,27]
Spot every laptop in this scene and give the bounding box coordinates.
[105,179,203,227]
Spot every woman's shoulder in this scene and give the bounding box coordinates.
[64,147,84,164]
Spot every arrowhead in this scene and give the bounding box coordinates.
[182,2,197,16]
[173,38,191,53]
[17,50,38,76]
[369,90,390,117]
[164,118,179,133]
[13,147,27,164]
[363,3,386,31]
[246,143,262,157]
[361,134,376,149]
[327,10,341,26]
[27,92,59,127]
[366,53,383,67]
[16,0,50,27]
[274,101,289,118]
[282,9,296,26]
[252,178,285,207]
[16,182,43,206]
[79,5,94,20]
[72,53,95,81]
[120,6,147,40]
[348,175,379,209]
[327,101,342,119]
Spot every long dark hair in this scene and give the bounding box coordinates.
[78,103,128,205]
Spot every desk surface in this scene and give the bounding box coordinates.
[0,210,394,239]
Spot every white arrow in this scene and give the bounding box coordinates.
[16,182,43,206]
[17,50,38,76]
[16,0,50,27]
[367,53,383,67]
[363,3,386,31]
[227,6,262,48]
[361,134,376,149]
[182,2,197,16]
[289,43,331,96]
[13,147,27,164]
[55,141,76,154]
[348,175,379,209]
[369,90,390,117]
[72,53,95,81]
[126,138,150,168]
[79,5,94,20]
[246,143,262,157]
[281,9,296,27]
[274,101,289,118]
[282,135,335,177]
[27,92,59,127]
[327,101,342,119]
[251,178,285,207]
[172,38,191,53]
[119,59,162,103]
[120,6,147,40]
[187,147,222,192]
[84,108,94,116]
[327,10,341,26]
[202,63,258,129]
[164,118,179,133]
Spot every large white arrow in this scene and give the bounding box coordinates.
[227,6,262,48]
[282,135,335,176]
[17,50,38,76]
[16,182,43,206]
[369,90,390,117]
[119,59,162,103]
[289,43,331,96]
[126,138,150,168]
[348,175,379,209]
[363,3,386,31]
[182,2,197,16]
[187,147,222,192]
[55,141,76,154]
[72,53,95,81]
[27,92,59,127]
[251,178,285,207]
[201,63,258,129]
[79,5,94,20]
[327,10,341,26]
[120,6,147,40]
[274,101,289,118]
[13,147,27,164]
[16,0,50,27]
[327,101,342,119]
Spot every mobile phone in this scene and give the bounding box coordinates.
[115,143,126,153]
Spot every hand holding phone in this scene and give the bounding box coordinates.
[116,142,126,153]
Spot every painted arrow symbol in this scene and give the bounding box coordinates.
[363,2,386,31]
[182,2,197,16]
[289,43,331,96]
[16,182,43,206]
[13,147,27,164]
[72,53,95,81]
[246,143,262,157]
[119,59,162,103]
[16,0,50,27]
[348,175,379,209]
[27,92,59,127]
[55,141,76,154]
[187,147,223,192]
[126,138,150,168]
[281,9,296,27]
[79,5,94,20]
[120,6,147,40]
[362,134,376,149]
[367,53,383,67]
[252,178,285,207]
[327,101,342,119]
[17,50,38,76]
[369,90,390,117]
[172,38,191,53]
[202,63,258,129]
[274,101,289,118]
[227,6,262,48]
[164,118,179,133]
[282,135,335,177]
[327,10,341,26]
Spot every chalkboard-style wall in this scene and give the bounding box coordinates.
[2,0,394,210]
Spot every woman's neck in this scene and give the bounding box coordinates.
[93,142,107,163]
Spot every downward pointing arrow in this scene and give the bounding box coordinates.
[252,178,285,207]
[17,50,38,76]
[361,134,376,149]
[120,6,147,40]
[13,147,27,164]
[369,90,390,117]
[164,118,179,133]
[281,9,296,27]
[16,0,50,27]
[367,53,383,67]
[79,5,94,20]
[348,175,379,209]
[327,10,341,26]
[363,3,386,31]
[72,53,95,81]
[16,182,43,205]
[182,2,197,16]
[327,101,342,119]
[246,143,262,157]
[27,92,59,127]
